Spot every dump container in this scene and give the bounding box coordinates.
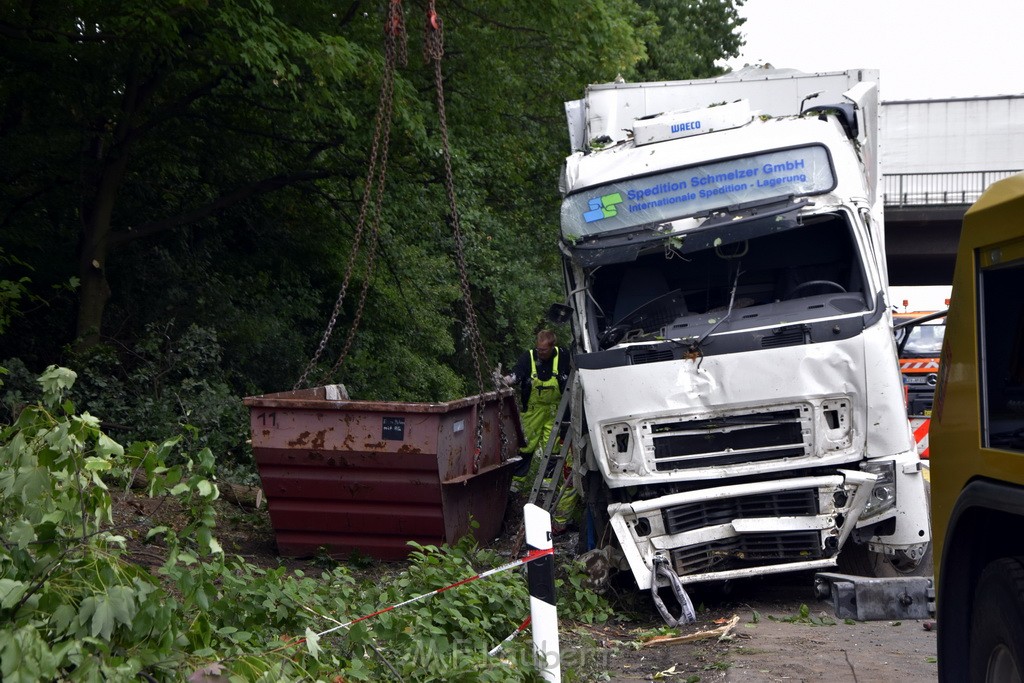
[243,386,524,560]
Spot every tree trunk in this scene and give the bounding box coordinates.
[74,149,130,353]
[74,241,111,352]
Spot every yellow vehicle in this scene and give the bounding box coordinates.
[932,171,1024,682]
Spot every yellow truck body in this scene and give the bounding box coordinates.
[932,171,1024,681]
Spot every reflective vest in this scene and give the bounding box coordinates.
[530,348,561,398]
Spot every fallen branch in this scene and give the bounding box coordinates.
[219,482,264,509]
[641,614,741,647]
[129,470,263,509]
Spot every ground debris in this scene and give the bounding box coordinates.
[641,614,741,647]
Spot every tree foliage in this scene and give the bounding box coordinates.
[0,0,744,423]
[0,365,611,681]
[632,0,746,81]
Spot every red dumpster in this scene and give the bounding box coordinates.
[243,386,523,560]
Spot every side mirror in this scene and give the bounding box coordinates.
[547,303,573,324]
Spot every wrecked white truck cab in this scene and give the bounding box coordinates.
[559,69,931,591]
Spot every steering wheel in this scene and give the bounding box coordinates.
[784,279,846,299]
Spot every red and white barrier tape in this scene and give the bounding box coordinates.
[488,615,532,656]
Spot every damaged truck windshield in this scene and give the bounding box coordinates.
[578,207,867,355]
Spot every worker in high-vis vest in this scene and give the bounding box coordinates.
[504,330,577,529]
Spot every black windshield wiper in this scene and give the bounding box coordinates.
[696,196,807,228]
[682,263,744,366]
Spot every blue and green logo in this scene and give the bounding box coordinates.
[582,193,623,223]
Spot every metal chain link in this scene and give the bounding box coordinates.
[424,3,509,468]
[294,0,407,390]
[325,22,402,382]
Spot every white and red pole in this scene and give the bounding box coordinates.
[524,503,561,682]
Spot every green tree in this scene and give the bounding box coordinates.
[1,1,744,410]
[632,0,746,81]
[1,1,378,351]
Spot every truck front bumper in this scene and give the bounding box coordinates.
[608,470,876,590]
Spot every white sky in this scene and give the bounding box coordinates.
[888,285,952,311]
[723,0,1024,101]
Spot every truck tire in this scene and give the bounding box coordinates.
[839,479,933,577]
[838,536,934,577]
[969,557,1024,682]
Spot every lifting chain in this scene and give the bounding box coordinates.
[424,1,509,470]
[294,0,407,390]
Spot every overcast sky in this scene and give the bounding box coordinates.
[723,0,1024,101]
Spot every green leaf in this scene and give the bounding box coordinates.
[0,627,60,682]
[106,586,137,628]
[100,532,127,548]
[193,587,210,610]
[37,367,76,407]
[95,433,124,458]
[90,596,115,640]
[16,468,49,505]
[0,579,29,609]
[8,520,37,549]
[83,457,112,472]
[50,605,77,636]
[304,627,321,660]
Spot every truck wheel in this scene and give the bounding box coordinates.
[969,557,1024,682]
[838,538,933,577]
[839,480,933,577]
[872,540,932,577]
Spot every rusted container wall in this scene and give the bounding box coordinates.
[243,387,523,560]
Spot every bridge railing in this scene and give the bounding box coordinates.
[883,170,1022,207]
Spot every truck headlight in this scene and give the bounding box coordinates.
[603,422,635,470]
[861,460,896,517]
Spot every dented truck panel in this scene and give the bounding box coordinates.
[579,323,917,489]
[559,69,931,590]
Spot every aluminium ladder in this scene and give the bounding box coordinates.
[527,370,575,514]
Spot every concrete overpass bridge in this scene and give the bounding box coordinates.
[881,95,1023,286]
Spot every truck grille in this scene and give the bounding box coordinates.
[761,328,806,348]
[669,531,823,575]
[652,409,806,471]
[662,488,819,534]
[631,348,675,365]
